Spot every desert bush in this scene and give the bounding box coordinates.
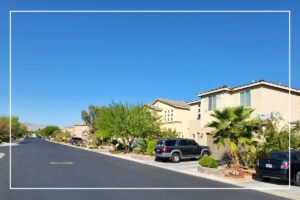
[199,156,218,168]
[133,147,142,154]
[146,140,157,156]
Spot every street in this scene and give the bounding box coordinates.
[0,138,289,200]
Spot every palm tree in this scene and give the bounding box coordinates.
[206,106,261,170]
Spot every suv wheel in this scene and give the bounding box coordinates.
[295,171,300,186]
[171,153,180,163]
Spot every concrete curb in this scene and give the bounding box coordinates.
[46,139,298,200]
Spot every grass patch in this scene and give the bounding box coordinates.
[110,149,122,154]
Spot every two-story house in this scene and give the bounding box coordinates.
[149,80,300,158]
[148,98,191,138]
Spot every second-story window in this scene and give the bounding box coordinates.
[240,89,251,107]
[208,95,217,111]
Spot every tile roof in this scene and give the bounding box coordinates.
[197,80,300,96]
[145,104,163,111]
[186,99,201,105]
[152,98,190,110]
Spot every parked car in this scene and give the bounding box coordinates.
[256,150,300,186]
[69,137,84,145]
[154,138,211,163]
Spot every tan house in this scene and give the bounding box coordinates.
[149,98,191,138]
[66,123,90,140]
[198,80,300,137]
[149,80,300,158]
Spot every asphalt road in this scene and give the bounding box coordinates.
[0,137,289,200]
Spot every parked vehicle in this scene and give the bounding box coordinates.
[256,151,300,186]
[154,138,211,163]
[69,137,84,145]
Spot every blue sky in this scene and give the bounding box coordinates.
[0,0,299,126]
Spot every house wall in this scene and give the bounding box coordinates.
[188,102,205,145]
[153,101,190,138]
[71,124,90,140]
[198,85,300,159]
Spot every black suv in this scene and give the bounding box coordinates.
[154,138,211,163]
[256,151,300,186]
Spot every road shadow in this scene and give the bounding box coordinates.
[252,174,291,186]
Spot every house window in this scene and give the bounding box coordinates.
[197,114,201,120]
[240,90,251,107]
[208,95,217,111]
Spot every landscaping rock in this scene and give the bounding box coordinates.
[198,166,224,177]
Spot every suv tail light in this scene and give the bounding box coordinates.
[256,159,259,166]
[161,146,167,152]
[280,161,289,169]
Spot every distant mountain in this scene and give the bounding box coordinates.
[23,123,71,132]
[24,123,48,132]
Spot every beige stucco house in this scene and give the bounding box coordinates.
[64,123,90,140]
[148,80,300,158]
[198,80,300,137]
[149,98,191,138]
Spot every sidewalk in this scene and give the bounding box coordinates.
[0,138,25,147]
[50,140,299,200]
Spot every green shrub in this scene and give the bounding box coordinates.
[63,139,69,143]
[136,138,148,152]
[146,140,157,156]
[199,156,218,168]
[133,147,142,154]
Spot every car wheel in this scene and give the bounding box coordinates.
[171,153,181,163]
[260,176,270,181]
[295,171,300,186]
[155,157,161,162]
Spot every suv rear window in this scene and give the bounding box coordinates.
[268,152,289,160]
[156,140,164,146]
[165,140,176,146]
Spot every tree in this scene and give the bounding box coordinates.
[0,116,27,142]
[206,106,261,170]
[95,102,160,151]
[81,105,103,133]
[52,130,71,141]
[36,126,60,137]
[158,128,178,139]
[258,117,300,155]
